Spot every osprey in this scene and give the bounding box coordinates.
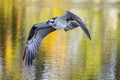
[23,11,91,66]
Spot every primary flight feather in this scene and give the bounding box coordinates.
[23,11,91,66]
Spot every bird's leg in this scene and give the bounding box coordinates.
[64,21,79,31]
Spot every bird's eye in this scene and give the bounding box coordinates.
[49,19,54,23]
[46,17,57,24]
[46,19,54,24]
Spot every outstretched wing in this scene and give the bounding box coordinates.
[66,11,91,40]
[23,23,56,66]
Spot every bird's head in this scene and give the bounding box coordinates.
[46,17,57,26]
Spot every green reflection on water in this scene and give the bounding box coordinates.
[116,12,120,80]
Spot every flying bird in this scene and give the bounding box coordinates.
[23,11,91,66]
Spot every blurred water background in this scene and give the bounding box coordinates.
[0,0,120,80]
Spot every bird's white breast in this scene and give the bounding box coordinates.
[53,16,68,30]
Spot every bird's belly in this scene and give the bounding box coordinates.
[53,16,68,30]
[54,24,67,30]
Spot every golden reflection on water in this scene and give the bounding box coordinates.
[0,0,120,80]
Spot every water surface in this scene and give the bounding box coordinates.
[0,0,120,80]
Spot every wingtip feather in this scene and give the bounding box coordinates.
[23,47,26,60]
[23,48,33,66]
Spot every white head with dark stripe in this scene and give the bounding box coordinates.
[46,17,57,26]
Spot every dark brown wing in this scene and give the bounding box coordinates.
[23,23,56,66]
[66,11,91,40]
